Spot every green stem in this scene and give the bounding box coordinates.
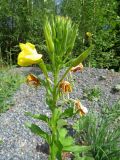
[49,67,61,160]
[38,60,52,93]
[57,66,71,87]
[49,113,57,160]
[52,67,59,107]
[49,143,56,160]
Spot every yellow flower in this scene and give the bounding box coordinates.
[26,74,40,87]
[18,42,42,66]
[86,32,92,38]
[71,63,83,72]
[59,80,72,93]
[74,100,88,116]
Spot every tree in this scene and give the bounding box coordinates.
[60,0,119,70]
[0,0,56,64]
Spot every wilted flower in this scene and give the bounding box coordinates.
[62,152,72,159]
[18,42,42,66]
[86,32,92,38]
[74,100,88,116]
[26,74,40,87]
[59,80,72,93]
[71,63,83,72]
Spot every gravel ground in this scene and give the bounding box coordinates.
[0,67,120,160]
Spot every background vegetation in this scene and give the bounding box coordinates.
[0,67,24,113]
[0,0,120,71]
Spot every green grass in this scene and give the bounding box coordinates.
[73,102,120,160]
[83,86,101,101]
[0,67,25,113]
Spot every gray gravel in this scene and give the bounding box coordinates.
[0,67,120,160]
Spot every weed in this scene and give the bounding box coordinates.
[83,86,101,101]
[0,138,3,144]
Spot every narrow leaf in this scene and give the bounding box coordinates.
[76,157,94,160]
[65,45,94,68]
[25,123,50,142]
[25,112,49,123]
[38,59,49,79]
[63,145,91,153]
[71,45,94,67]
[58,45,94,85]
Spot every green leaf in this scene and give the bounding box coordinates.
[0,139,3,144]
[51,108,62,122]
[59,45,94,84]
[61,107,74,118]
[58,128,74,147]
[55,140,63,158]
[57,119,67,129]
[50,108,62,128]
[60,136,74,147]
[63,145,91,153]
[75,156,94,160]
[25,123,50,142]
[44,19,55,54]
[71,45,94,67]
[25,112,49,123]
[38,59,49,78]
[59,128,68,139]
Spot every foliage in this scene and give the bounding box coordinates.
[73,102,120,160]
[0,0,55,64]
[0,139,3,144]
[0,67,24,113]
[101,101,120,123]
[60,0,120,70]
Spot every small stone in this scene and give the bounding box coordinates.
[111,69,115,73]
[112,84,120,93]
[9,155,21,160]
[99,75,106,80]
[36,143,49,155]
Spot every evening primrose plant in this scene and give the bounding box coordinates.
[17,16,94,160]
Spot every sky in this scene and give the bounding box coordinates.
[55,0,62,5]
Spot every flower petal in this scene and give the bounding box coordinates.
[74,100,88,116]
[86,32,92,37]
[18,51,42,66]
[19,43,26,51]
[71,63,83,72]
[59,80,72,93]
[26,74,40,87]
[17,42,42,66]
[26,42,35,49]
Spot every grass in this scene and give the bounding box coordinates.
[83,86,101,101]
[73,101,120,160]
[0,66,25,113]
